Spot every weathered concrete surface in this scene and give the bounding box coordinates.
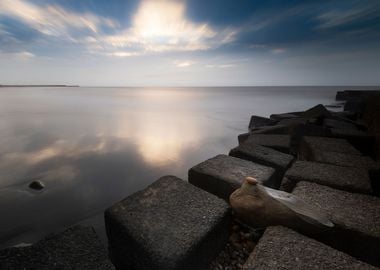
[229,143,294,188]
[324,118,358,130]
[189,155,276,200]
[301,104,331,120]
[238,132,250,144]
[293,182,380,266]
[329,128,375,156]
[299,136,362,158]
[270,112,301,121]
[248,115,277,131]
[305,149,379,170]
[0,226,114,270]
[282,161,372,194]
[244,134,291,154]
[105,176,231,270]
[244,226,377,270]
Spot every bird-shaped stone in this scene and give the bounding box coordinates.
[230,177,334,233]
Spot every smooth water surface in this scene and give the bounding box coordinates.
[0,86,360,247]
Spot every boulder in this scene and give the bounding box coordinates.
[229,143,294,188]
[293,182,380,266]
[28,180,45,190]
[282,161,372,194]
[188,155,276,200]
[105,176,231,270]
[244,226,377,270]
[0,226,114,270]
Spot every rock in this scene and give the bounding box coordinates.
[105,176,231,270]
[0,226,114,270]
[243,134,291,154]
[28,180,45,190]
[230,178,334,232]
[244,226,377,270]
[250,124,292,135]
[248,115,277,131]
[188,155,276,200]
[282,161,372,194]
[293,182,380,266]
[229,143,294,188]
[344,99,366,114]
[301,104,331,120]
[299,136,362,159]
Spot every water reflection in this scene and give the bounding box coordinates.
[0,86,342,247]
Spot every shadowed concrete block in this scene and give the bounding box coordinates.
[188,155,276,200]
[244,134,291,154]
[270,112,301,121]
[238,132,250,144]
[282,161,372,194]
[324,118,358,130]
[0,226,114,270]
[105,176,231,270]
[293,182,380,266]
[303,149,379,170]
[301,104,331,120]
[244,226,377,270]
[248,115,277,131]
[299,136,362,158]
[329,128,375,156]
[229,143,294,188]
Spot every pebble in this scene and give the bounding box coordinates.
[208,219,263,270]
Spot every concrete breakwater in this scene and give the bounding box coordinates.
[1,90,380,269]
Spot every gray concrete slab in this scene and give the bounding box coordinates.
[282,161,372,194]
[248,115,277,131]
[189,154,276,200]
[299,136,362,157]
[244,226,377,270]
[244,134,291,154]
[229,143,294,188]
[293,182,380,266]
[0,226,114,270]
[105,176,231,270]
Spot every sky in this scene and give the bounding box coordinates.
[0,0,379,86]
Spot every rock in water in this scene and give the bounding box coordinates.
[29,180,45,190]
[229,177,333,233]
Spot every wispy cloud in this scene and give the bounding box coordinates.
[174,60,195,67]
[316,3,380,29]
[0,0,116,37]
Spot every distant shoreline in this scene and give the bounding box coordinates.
[0,85,79,87]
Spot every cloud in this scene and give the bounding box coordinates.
[316,3,380,29]
[174,60,195,67]
[0,0,116,37]
[94,0,237,56]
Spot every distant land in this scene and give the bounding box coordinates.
[0,85,79,87]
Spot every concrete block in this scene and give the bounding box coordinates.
[282,161,372,194]
[329,128,375,156]
[299,136,362,158]
[293,182,380,266]
[105,176,231,270]
[244,134,291,154]
[229,143,294,188]
[188,155,276,200]
[270,112,301,121]
[244,226,377,270]
[248,115,277,131]
[301,104,331,120]
[0,226,114,270]
[323,118,358,130]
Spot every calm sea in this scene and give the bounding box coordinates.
[0,86,376,247]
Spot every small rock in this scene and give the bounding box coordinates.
[28,180,45,190]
